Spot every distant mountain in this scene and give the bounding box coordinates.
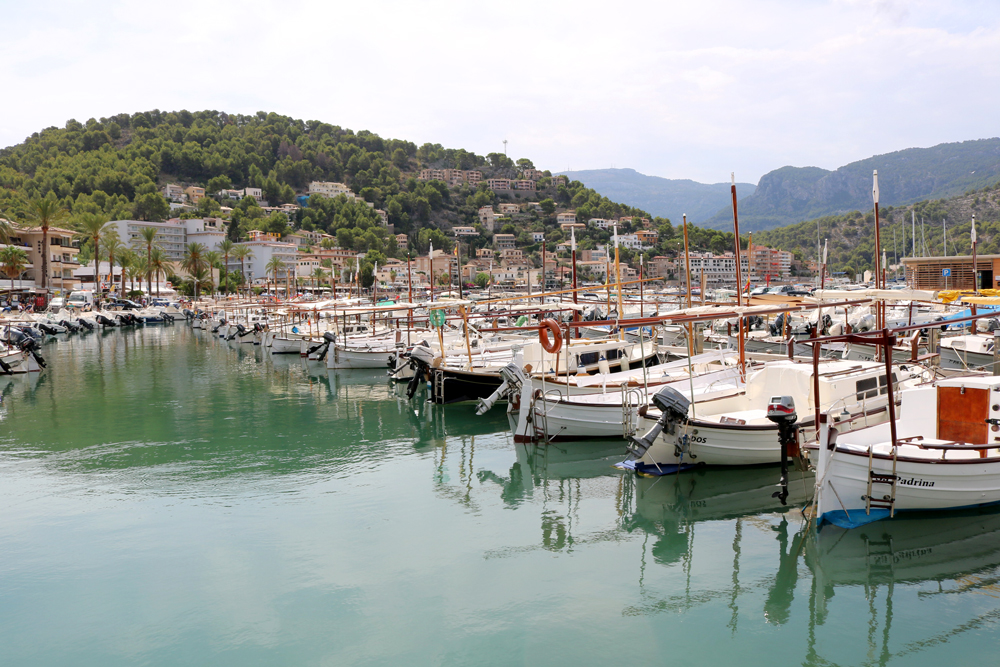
[701,138,1000,232]
[556,168,756,224]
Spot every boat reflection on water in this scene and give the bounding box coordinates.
[478,440,626,507]
[763,509,1000,664]
[632,466,813,527]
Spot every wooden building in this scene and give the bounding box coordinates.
[902,255,1000,291]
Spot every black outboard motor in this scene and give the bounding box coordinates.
[182,308,195,320]
[226,323,246,341]
[406,344,436,400]
[37,323,60,336]
[212,318,226,334]
[769,313,787,337]
[76,318,95,331]
[18,336,46,368]
[96,314,116,327]
[766,396,799,506]
[59,319,80,333]
[626,386,692,460]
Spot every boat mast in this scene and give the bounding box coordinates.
[682,215,693,357]
[730,174,746,379]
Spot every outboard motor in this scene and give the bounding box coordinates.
[76,318,95,331]
[766,396,799,506]
[59,319,80,333]
[4,327,27,346]
[626,386,691,459]
[226,323,246,341]
[18,336,46,368]
[406,344,437,399]
[211,318,226,334]
[182,308,195,320]
[96,314,116,327]
[36,323,59,336]
[769,313,786,337]
[850,313,876,332]
[476,363,527,415]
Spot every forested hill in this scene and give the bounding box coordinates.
[754,184,1000,276]
[556,168,755,224]
[702,138,1000,233]
[0,109,653,256]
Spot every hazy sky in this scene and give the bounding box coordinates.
[2,0,997,184]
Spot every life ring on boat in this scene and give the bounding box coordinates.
[539,318,563,354]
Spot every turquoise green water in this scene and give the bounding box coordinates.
[1,326,999,666]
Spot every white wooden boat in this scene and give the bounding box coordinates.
[814,375,1000,528]
[626,359,922,471]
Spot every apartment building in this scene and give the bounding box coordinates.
[500,248,524,263]
[418,169,483,187]
[308,181,352,198]
[636,230,658,245]
[646,256,676,280]
[184,186,205,203]
[476,247,495,259]
[162,184,185,202]
[493,234,516,250]
[10,226,81,292]
[453,226,478,237]
[747,245,793,281]
[498,203,520,216]
[226,236,298,284]
[588,218,615,230]
[556,211,577,225]
[375,209,389,227]
[531,231,545,243]
[487,179,511,191]
[512,180,536,191]
[395,233,408,250]
[521,168,544,181]
[478,206,497,232]
[107,218,226,262]
[551,175,568,187]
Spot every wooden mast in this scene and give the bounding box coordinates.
[730,174,746,379]
[682,214,694,357]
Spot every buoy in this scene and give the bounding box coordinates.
[539,318,562,354]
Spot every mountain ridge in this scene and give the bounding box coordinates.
[556,167,756,224]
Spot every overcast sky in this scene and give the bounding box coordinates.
[1,0,997,184]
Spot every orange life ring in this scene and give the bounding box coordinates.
[539,318,563,354]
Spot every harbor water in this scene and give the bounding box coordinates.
[1,326,998,665]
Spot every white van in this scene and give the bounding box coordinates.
[66,290,94,308]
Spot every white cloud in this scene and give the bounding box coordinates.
[0,0,998,183]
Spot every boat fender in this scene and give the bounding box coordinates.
[539,318,562,354]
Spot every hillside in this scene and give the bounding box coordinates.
[702,138,1000,232]
[556,168,755,224]
[754,184,1000,277]
[0,110,656,263]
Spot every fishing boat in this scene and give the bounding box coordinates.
[624,358,923,472]
[813,374,1000,528]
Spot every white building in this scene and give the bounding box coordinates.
[225,232,298,284]
[308,181,354,198]
[478,207,496,232]
[531,231,545,243]
[107,218,228,262]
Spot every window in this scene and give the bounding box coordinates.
[856,377,878,400]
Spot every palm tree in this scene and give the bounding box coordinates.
[0,217,16,246]
[118,249,135,298]
[204,250,222,297]
[265,256,286,298]
[77,213,108,308]
[0,246,29,300]
[27,198,68,292]
[182,243,208,299]
[139,226,158,298]
[100,231,125,300]
[149,248,167,297]
[311,267,325,290]
[132,255,149,296]
[219,239,235,295]
[232,245,253,296]
[320,259,334,293]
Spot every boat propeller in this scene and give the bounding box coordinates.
[766,396,799,506]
